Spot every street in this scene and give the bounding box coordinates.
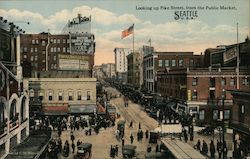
[51,86,233,159]
[51,86,158,159]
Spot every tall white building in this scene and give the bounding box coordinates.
[114,48,131,83]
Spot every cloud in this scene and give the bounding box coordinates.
[1,6,248,65]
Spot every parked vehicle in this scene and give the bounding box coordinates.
[122,145,136,158]
[73,143,92,159]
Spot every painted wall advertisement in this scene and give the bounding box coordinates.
[58,54,89,70]
[70,34,95,54]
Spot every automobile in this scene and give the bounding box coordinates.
[197,126,213,136]
[73,143,92,159]
[122,145,136,158]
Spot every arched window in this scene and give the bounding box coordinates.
[10,100,17,121]
[21,97,26,121]
[0,101,4,123]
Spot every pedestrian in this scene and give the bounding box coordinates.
[139,122,141,129]
[145,130,149,139]
[184,129,188,143]
[130,134,134,144]
[70,132,75,142]
[223,141,228,158]
[115,145,118,157]
[129,121,133,128]
[210,140,215,159]
[217,140,222,159]
[72,142,75,153]
[77,140,81,147]
[195,139,201,151]
[122,139,124,147]
[156,144,159,152]
[201,140,208,155]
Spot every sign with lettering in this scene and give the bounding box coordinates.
[70,34,95,54]
[58,54,89,70]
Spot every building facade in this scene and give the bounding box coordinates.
[114,48,131,83]
[230,89,250,158]
[20,33,95,78]
[143,52,203,93]
[0,18,29,158]
[157,67,250,125]
[24,78,97,116]
[127,51,143,89]
[101,63,116,79]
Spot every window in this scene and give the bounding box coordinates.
[32,39,35,44]
[42,51,45,54]
[230,77,236,86]
[192,90,197,100]
[24,47,27,52]
[192,77,198,86]
[165,60,169,67]
[48,90,53,101]
[242,77,250,85]
[189,59,194,67]
[77,91,81,100]
[39,91,44,101]
[42,40,46,46]
[221,78,226,86]
[63,39,66,43]
[35,56,38,61]
[171,60,176,67]
[213,110,218,120]
[53,39,56,43]
[68,91,73,101]
[53,47,57,52]
[67,39,70,43]
[58,91,63,101]
[67,48,70,53]
[224,110,230,120]
[54,56,56,61]
[158,60,163,67]
[63,47,66,52]
[57,47,60,52]
[51,48,54,52]
[36,39,39,44]
[87,91,91,100]
[31,48,33,53]
[199,110,205,120]
[54,64,57,69]
[30,56,33,61]
[23,55,27,59]
[210,77,215,87]
[57,39,60,44]
[35,48,37,52]
[179,59,184,67]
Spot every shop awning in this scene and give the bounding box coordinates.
[42,106,68,116]
[69,104,97,115]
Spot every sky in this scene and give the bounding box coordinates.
[0,0,249,65]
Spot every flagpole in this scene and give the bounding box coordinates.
[133,24,135,53]
[236,22,240,89]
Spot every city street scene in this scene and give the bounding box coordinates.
[0,0,250,159]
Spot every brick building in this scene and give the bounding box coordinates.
[20,32,95,77]
[143,52,203,93]
[127,51,143,89]
[157,67,250,125]
[230,89,250,158]
[0,18,29,158]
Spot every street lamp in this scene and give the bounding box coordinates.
[221,94,225,159]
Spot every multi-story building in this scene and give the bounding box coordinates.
[93,65,104,81]
[101,63,116,79]
[127,51,143,89]
[157,67,250,124]
[143,52,203,93]
[20,32,95,77]
[24,78,97,116]
[0,18,29,158]
[114,48,131,83]
[230,89,250,158]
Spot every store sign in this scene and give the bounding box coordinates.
[58,54,89,70]
[70,34,94,54]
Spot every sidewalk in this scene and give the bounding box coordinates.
[183,126,233,159]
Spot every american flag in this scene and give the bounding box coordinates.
[121,24,134,39]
